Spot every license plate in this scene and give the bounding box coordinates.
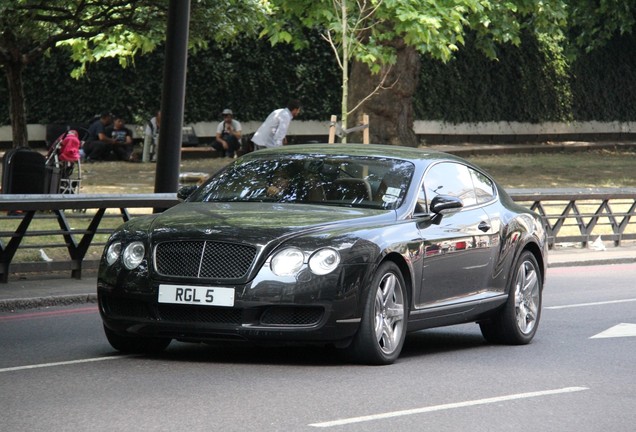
[158,284,235,307]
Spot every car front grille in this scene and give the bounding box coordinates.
[154,240,257,279]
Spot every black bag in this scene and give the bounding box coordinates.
[1,147,46,194]
[181,126,199,147]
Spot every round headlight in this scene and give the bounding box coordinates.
[105,242,122,266]
[271,247,305,277]
[122,241,145,270]
[309,248,340,275]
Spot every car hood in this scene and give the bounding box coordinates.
[143,202,394,245]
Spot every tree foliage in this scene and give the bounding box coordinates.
[263,0,567,65]
[567,0,636,53]
[0,0,267,147]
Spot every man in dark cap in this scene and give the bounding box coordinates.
[212,108,242,158]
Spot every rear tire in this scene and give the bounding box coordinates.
[103,325,171,354]
[345,261,408,365]
[480,251,542,345]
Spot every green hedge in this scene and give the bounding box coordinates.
[570,34,636,121]
[1,32,635,126]
[415,32,573,122]
[415,32,636,123]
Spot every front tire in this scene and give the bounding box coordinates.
[103,325,171,354]
[480,251,542,344]
[346,261,408,365]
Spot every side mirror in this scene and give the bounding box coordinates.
[177,185,198,201]
[430,194,463,214]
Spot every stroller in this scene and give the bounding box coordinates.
[45,127,86,194]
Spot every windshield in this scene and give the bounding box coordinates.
[189,153,415,210]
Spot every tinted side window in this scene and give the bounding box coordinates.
[422,162,477,209]
[470,169,496,204]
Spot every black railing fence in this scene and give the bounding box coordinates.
[510,188,636,248]
[1,189,635,282]
[0,194,178,283]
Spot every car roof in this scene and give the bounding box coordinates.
[243,143,467,165]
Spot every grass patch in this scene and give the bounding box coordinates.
[464,149,636,188]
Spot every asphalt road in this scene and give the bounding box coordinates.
[1,263,635,432]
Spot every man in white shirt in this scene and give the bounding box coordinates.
[251,99,301,150]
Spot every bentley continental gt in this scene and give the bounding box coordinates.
[98,144,547,364]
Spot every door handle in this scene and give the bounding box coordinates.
[478,221,491,232]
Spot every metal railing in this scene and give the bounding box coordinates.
[509,188,636,247]
[0,194,178,283]
[1,189,635,283]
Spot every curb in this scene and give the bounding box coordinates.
[548,256,636,268]
[0,294,97,312]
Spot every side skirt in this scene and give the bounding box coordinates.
[407,294,507,332]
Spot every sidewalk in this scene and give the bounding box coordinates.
[1,242,634,312]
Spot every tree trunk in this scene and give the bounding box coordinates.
[4,60,29,148]
[348,40,421,147]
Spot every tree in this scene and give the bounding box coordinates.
[263,0,569,146]
[264,1,394,143]
[0,0,266,149]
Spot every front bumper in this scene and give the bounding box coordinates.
[99,290,360,344]
[97,264,367,345]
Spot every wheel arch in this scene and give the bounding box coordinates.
[522,241,546,286]
[380,251,413,309]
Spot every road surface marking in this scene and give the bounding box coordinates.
[0,306,98,322]
[591,323,636,339]
[0,356,132,373]
[309,387,589,428]
[545,298,636,310]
